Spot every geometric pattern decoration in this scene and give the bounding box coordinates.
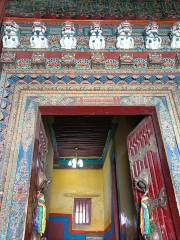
[0,72,179,239]
[1,51,180,75]
[1,74,180,85]
[48,213,114,239]
[5,0,180,19]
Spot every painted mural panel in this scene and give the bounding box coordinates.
[5,0,180,19]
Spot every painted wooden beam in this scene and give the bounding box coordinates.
[3,16,178,25]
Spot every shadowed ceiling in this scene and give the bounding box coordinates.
[44,115,145,169]
[47,116,113,168]
[53,116,112,157]
[5,0,180,19]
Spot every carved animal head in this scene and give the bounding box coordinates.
[61,22,76,37]
[32,22,47,36]
[134,169,151,193]
[171,22,180,37]
[30,22,48,48]
[90,23,103,36]
[117,20,133,36]
[145,22,159,37]
[3,20,19,36]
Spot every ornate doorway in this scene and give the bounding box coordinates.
[24,107,179,239]
[0,87,180,239]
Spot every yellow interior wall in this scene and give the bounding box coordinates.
[49,169,105,231]
[45,116,113,232]
[102,144,112,229]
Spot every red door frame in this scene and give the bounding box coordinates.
[39,105,180,238]
[111,153,120,240]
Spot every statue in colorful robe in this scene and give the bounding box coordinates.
[170,22,180,49]
[89,23,106,50]
[144,22,162,50]
[116,21,134,49]
[60,22,77,49]
[2,20,20,48]
[30,22,49,49]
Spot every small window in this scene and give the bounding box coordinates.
[74,198,91,225]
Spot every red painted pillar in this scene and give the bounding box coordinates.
[0,0,7,26]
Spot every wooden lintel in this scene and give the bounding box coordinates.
[64,193,100,198]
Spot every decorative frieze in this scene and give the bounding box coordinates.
[2,20,180,50]
[105,59,119,70]
[16,58,32,71]
[1,50,180,73]
[46,58,61,71]
[61,53,76,68]
[148,53,163,68]
[76,59,91,70]
[0,52,16,70]
[31,52,46,69]
[120,53,134,68]
[91,52,105,69]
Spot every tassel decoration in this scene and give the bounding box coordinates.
[140,195,152,236]
[34,192,46,236]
